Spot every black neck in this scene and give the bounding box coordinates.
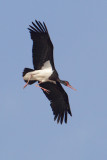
[57,79,65,85]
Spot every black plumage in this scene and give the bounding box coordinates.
[23,20,75,124]
[28,20,55,70]
[40,82,72,124]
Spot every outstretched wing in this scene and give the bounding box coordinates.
[28,20,55,70]
[40,82,72,124]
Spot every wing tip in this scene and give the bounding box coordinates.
[54,109,72,124]
[28,19,48,33]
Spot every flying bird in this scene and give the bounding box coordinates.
[23,20,76,124]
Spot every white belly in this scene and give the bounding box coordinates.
[23,68,53,82]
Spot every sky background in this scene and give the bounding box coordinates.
[0,0,107,159]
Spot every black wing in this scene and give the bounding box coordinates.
[28,20,55,70]
[40,82,72,124]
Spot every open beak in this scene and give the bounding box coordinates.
[67,84,77,91]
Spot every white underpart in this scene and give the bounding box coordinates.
[23,60,54,83]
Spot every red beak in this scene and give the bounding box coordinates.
[67,84,77,91]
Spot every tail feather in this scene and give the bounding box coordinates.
[22,68,36,85]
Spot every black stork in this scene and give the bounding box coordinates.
[22,20,76,124]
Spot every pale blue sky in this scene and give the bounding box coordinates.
[0,0,107,160]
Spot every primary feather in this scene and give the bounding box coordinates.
[40,82,72,124]
[28,20,55,70]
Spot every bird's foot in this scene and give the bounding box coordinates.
[42,88,50,94]
[35,84,50,94]
[23,75,32,89]
[23,83,28,89]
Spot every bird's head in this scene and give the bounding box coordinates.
[59,80,76,91]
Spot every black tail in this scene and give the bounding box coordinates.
[22,68,36,85]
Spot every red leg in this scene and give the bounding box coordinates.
[23,75,32,89]
[23,82,28,89]
[35,83,50,94]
